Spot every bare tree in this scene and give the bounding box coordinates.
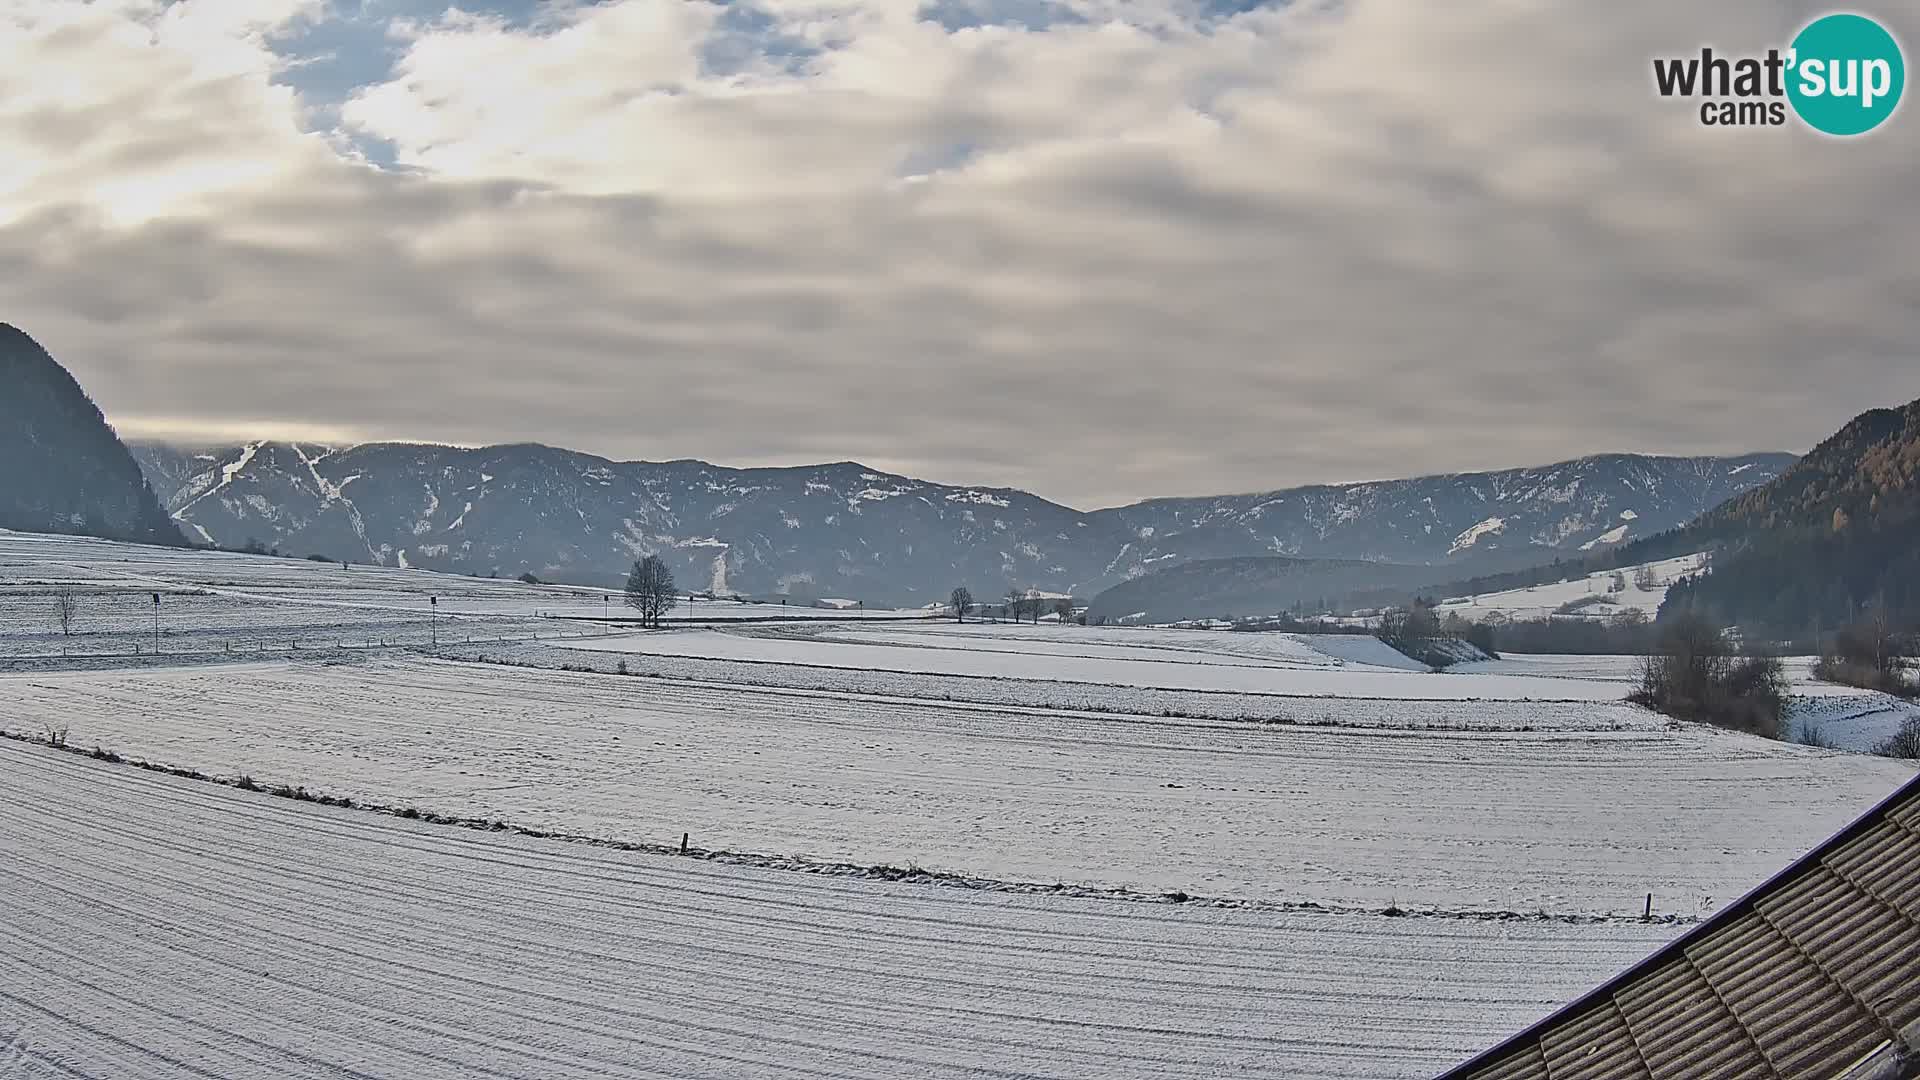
[1633,565,1659,591]
[950,586,973,622]
[625,555,678,628]
[1012,590,1045,624]
[1876,717,1920,759]
[1632,611,1787,738]
[54,591,78,636]
[1817,604,1914,695]
[1052,598,1073,623]
[1004,588,1023,624]
[1017,593,1042,624]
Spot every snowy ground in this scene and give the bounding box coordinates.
[0,740,1681,1080]
[0,532,929,658]
[1457,653,1920,752]
[472,638,1671,727]
[2,530,1914,1079]
[5,656,1908,916]
[564,624,1629,700]
[1434,553,1707,622]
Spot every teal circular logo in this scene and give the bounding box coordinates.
[1787,13,1905,135]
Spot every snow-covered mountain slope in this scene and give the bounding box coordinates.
[1433,553,1708,622]
[132,442,1098,602]
[131,442,1790,602]
[1091,453,1793,569]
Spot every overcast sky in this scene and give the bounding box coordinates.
[3,0,1916,508]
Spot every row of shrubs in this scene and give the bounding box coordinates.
[1624,611,1920,759]
[1628,615,1789,739]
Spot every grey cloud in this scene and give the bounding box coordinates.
[3,0,1917,509]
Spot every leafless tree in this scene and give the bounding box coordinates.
[1632,611,1787,738]
[54,591,78,636]
[625,555,678,628]
[1633,565,1659,590]
[950,586,973,622]
[1817,604,1914,695]
[1876,717,1920,759]
[1018,593,1042,624]
[1052,598,1073,623]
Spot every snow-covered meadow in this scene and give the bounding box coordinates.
[5,655,1909,915]
[0,531,930,658]
[1,530,1914,1079]
[563,623,1631,700]
[1455,652,1920,752]
[1433,553,1707,622]
[0,739,1679,1080]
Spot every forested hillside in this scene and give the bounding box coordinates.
[0,324,180,545]
[1664,397,1920,638]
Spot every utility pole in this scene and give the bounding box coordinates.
[429,595,438,651]
[151,592,161,654]
[603,594,610,635]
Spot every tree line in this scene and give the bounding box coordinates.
[948,585,1074,624]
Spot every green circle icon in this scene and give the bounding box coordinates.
[1787,13,1905,135]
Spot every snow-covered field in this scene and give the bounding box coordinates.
[566,624,1629,700]
[0,532,929,658]
[0,740,1680,1079]
[5,656,1908,915]
[1457,653,1920,752]
[2,530,1914,1079]
[493,639,1658,726]
[1435,553,1707,622]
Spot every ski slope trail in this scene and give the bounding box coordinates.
[0,740,1678,1079]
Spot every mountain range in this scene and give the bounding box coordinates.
[0,324,180,546]
[129,439,1792,604]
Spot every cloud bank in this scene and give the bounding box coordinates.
[2,0,1915,507]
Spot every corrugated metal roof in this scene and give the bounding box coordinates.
[1437,771,1920,1080]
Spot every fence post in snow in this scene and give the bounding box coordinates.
[680,832,689,855]
[1644,893,1653,921]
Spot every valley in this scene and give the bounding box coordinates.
[2,530,1913,1077]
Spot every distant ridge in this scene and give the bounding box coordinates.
[0,324,181,546]
[131,435,1788,601]
[1374,394,1920,640]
